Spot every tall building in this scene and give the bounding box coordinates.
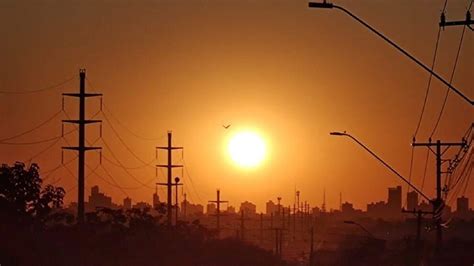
[266,200,277,215]
[226,205,236,214]
[239,201,257,216]
[406,191,418,211]
[123,197,132,209]
[387,186,402,212]
[457,196,469,213]
[207,203,216,215]
[183,202,204,217]
[153,193,160,208]
[341,202,354,213]
[88,185,113,210]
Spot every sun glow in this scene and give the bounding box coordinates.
[228,131,266,168]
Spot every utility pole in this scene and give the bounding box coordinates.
[412,139,467,247]
[309,226,315,266]
[402,208,433,244]
[209,189,228,237]
[238,210,250,241]
[322,189,326,213]
[183,193,187,221]
[340,192,342,211]
[156,131,183,227]
[277,196,282,216]
[62,69,102,224]
[440,10,473,30]
[157,176,182,225]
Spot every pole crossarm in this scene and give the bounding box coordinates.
[62,119,102,124]
[156,146,183,150]
[62,146,101,151]
[63,93,103,98]
[308,1,473,105]
[156,164,183,168]
[440,11,474,30]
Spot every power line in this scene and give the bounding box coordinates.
[182,158,203,202]
[100,137,154,189]
[102,104,166,141]
[0,129,76,145]
[0,76,75,95]
[0,110,63,142]
[102,110,156,166]
[430,13,468,137]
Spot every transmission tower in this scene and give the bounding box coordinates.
[62,69,102,224]
[156,131,183,227]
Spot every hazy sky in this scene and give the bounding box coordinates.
[1,0,472,212]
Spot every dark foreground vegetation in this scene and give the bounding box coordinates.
[0,162,291,266]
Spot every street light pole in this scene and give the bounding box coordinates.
[329,131,431,202]
[308,1,473,106]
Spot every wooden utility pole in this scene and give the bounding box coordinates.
[156,132,183,227]
[309,226,315,266]
[412,139,467,247]
[62,69,102,224]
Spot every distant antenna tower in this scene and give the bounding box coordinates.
[340,192,342,211]
[322,188,326,213]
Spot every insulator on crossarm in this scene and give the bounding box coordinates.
[155,167,158,178]
[100,97,103,111]
[99,123,103,138]
[62,96,65,111]
[61,150,64,165]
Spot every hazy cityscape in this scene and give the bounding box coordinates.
[1,0,473,265]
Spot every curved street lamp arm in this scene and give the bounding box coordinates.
[345,133,432,202]
[310,2,473,105]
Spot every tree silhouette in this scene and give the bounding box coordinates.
[0,162,65,224]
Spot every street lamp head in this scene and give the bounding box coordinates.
[174,177,180,183]
[330,131,347,136]
[308,1,334,9]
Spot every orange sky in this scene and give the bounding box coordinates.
[0,0,472,212]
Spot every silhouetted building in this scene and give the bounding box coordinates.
[88,185,113,210]
[266,200,277,215]
[207,203,216,215]
[133,201,151,210]
[388,186,402,212]
[406,191,418,211]
[418,200,431,212]
[153,193,160,208]
[123,197,132,209]
[341,202,354,213]
[240,201,257,216]
[227,205,236,214]
[457,196,469,213]
[183,201,204,217]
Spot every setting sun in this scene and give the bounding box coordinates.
[228,131,266,168]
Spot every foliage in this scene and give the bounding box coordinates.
[0,162,65,223]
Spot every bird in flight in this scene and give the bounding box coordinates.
[223,124,231,129]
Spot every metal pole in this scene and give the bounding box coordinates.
[78,70,85,224]
[308,2,473,105]
[167,132,172,226]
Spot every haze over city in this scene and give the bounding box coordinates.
[0,0,472,265]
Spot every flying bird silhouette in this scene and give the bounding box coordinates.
[223,124,231,129]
